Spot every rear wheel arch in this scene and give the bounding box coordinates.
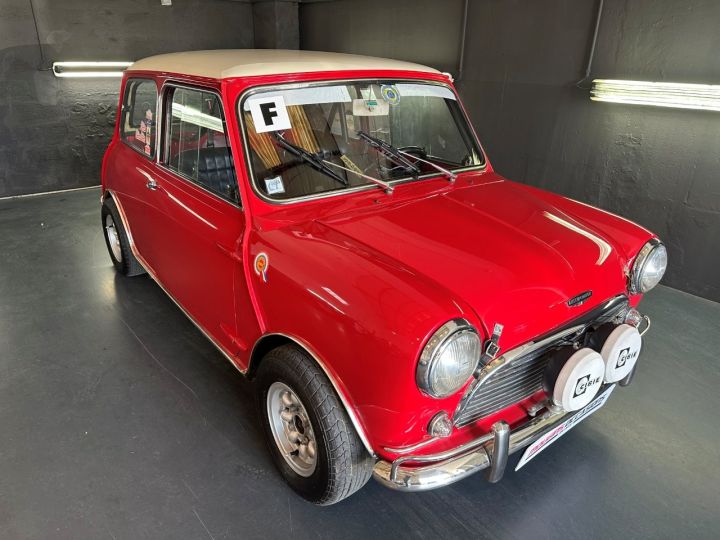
[101,196,145,277]
[248,333,375,456]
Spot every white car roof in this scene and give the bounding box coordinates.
[128,49,440,80]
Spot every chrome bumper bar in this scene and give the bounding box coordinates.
[373,388,612,492]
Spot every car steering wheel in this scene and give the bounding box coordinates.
[397,145,427,158]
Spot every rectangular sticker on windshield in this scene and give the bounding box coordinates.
[264,176,285,195]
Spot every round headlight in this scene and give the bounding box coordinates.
[629,239,667,294]
[416,319,481,399]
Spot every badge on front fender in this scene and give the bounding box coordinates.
[254,252,269,283]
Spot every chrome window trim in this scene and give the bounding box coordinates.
[119,77,161,161]
[235,77,487,206]
[159,80,243,209]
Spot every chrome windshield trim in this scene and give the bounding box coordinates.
[235,77,486,206]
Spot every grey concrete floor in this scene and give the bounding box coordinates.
[1,187,719,540]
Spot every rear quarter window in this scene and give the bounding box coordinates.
[121,78,158,158]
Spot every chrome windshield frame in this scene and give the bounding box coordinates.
[235,77,487,205]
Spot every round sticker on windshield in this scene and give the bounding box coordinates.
[380,85,400,106]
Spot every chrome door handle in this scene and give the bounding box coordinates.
[136,167,158,191]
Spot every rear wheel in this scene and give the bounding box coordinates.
[256,345,374,505]
[101,198,145,276]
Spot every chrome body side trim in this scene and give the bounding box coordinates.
[374,385,615,491]
[249,332,376,457]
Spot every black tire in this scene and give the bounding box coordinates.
[256,344,374,505]
[101,197,146,277]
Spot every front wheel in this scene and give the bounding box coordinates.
[256,345,374,505]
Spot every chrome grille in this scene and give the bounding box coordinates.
[454,347,553,426]
[453,296,628,427]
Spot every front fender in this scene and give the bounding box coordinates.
[249,221,481,454]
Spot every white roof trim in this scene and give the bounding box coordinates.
[127,49,440,80]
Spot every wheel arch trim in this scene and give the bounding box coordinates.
[250,332,376,457]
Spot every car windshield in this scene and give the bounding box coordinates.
[239,80,484,200]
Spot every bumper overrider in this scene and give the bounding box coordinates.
[374,311,649,492]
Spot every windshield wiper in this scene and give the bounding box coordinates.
[397,148,457,182]
[273,132,348,186]
[356,131,421,178]
[322,159,394,195]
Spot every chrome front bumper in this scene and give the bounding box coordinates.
[374,313,648,492]
[373,383,625,491]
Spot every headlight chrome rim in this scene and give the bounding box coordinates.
[417,319,481,399]
[629,238,667,294]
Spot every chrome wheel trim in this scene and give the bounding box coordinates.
[266,381,318,477]
[105,213,122,262]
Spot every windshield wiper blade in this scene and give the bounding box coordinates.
[273,132,348,186]
[397,149,457,182]
[322,159,394,194]
[356,131,421,178]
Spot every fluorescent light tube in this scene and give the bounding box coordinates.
[172,103,224,132]
[52,61,133,78]
[591,79,720,112]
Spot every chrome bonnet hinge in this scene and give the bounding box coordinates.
[475,323,504,377]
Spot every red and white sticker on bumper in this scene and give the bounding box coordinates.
[515,385,616,471]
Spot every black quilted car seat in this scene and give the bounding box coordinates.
[193,147,237,201]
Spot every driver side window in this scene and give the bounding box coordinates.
[165,87,239,203]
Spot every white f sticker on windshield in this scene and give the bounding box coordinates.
[248,95,291,133]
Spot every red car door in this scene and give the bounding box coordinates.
[106,78,166,273]
[144,84,257,364]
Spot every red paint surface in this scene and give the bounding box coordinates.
[102,67,655,460]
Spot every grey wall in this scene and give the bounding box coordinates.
[0,0,255,198]
[300,0,720,302]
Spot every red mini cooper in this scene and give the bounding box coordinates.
[101,50,667,504]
